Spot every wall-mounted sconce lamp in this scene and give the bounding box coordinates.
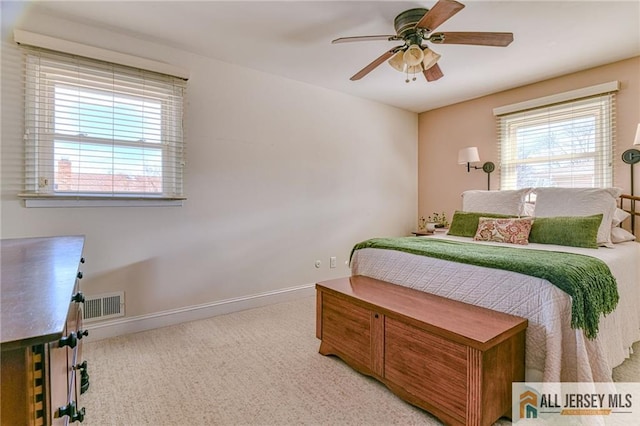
[458,147,495,190]
[621,123,640,195]
[622,123,640,231]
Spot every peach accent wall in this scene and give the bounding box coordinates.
[418,57,640,229]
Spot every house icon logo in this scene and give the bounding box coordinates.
[520,389,539,419]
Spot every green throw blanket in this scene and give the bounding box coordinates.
[351,237,619,339]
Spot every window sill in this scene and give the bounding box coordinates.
[19,194,185,208]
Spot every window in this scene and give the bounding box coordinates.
[22,47,186,202]
[495,86,616,190]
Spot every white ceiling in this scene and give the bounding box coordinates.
[24,1,640,113]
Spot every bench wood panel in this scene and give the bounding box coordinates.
[316,275,527,426]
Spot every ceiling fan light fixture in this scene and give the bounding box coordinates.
[388,50,406,72]
[402,44,424,66]
[422,47,441,70]
[407,64,422,74]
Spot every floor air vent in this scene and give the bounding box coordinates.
[83,291,125,322]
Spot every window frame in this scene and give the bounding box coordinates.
[19,45,187,207]
[494,83,617,191]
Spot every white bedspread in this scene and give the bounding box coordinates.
[350,234,640,382]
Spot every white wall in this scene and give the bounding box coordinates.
[1,7,417,336]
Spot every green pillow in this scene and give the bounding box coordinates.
[448,211,518,237]
[528,214,603,249]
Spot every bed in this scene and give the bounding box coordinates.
[350,188,640,383]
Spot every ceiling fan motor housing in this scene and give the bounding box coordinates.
[394,8,428,42]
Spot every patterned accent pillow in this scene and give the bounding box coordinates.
[474,217,533,245]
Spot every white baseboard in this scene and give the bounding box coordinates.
[84,283,315,341]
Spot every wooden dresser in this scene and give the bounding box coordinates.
[1,236,89,425]
[316,276,527,426]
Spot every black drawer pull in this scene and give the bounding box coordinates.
[71,407,85,423]
[80,257,85,263]
[77,271,83,279]
[77,329,89,339]
[59,332,77,349]
[57,402,74,418]
[57,402,85,423]
[71,292,85,303]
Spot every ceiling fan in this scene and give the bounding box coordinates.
[332,0,513,83]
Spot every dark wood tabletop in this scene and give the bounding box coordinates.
[1,235,85,351]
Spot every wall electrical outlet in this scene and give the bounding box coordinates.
[330,256,336,268]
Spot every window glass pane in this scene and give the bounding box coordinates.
[54,140,162,193]
[54,86,162,143]
[498,94,614,190]
[515,158,596,188]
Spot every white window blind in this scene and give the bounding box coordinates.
[21,46,186,200]
[496,92,616,190]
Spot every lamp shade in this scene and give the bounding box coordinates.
[634,123,640,146]
[458,147,480,164]
[422,47,441,70]
[388,51,406,72]
[403,44,424,66]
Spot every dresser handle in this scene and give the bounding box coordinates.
[59,332,77,349]
[80,257,85,263]
[77,271,83,279]
[71,292,85,303]
[58,402,86,423]
[71,407,85,423]
[57,402,74,418]
[77,329,89,339]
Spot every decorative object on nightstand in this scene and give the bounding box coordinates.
[427,212,449,229]
[458,146,495,190]
[417,212,449,235]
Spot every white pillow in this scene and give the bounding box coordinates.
[611,227,636,243]
[461,189,531,216]
[611,208,631,227]
[533,187,621,247]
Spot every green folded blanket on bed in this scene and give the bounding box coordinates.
[350,237,619,339]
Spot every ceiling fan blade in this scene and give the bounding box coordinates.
[423,63,444,82]
[430,32,514,46]
[415,0,465,32]
[332,35,400,44]
[350,48,402,81]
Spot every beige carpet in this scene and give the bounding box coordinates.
[80,296,640,425]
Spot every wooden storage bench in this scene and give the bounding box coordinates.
[316,275,527,426]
